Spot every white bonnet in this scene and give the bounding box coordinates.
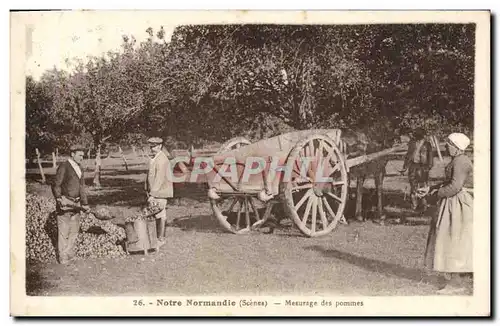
[447,133,470,151]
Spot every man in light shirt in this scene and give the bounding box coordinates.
[51,144,90,264]
[145,137,174,245]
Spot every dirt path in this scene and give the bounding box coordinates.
[26,157,470,296]
[27,218,443,296]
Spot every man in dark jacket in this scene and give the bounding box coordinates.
[400,128,434,211]
[51,144,89,264]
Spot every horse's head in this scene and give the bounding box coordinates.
[368,130,400,150]
[384,132,402,148]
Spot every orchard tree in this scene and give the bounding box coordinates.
[51,34,173,187]
[345,24,475,135]
[154,24,375,142]
[25,75,55,161]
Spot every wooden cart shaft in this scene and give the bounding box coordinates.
[345,145,407,169]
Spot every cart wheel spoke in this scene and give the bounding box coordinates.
[328,162,340,175]
[211,194,264,235]
[249,197,261,221]
[317,139,325,157]
[318,197,328,230]
[236,199,242,230]
[292,183,313,192]
[296,152,315,181]
[301,195,314,225]
[295,188,313,210]
[226,197,239,214]
[310,140,316,158]
[310,197,318,234]
[323,143,334,155]
[322,197,335,219]
[244,197,251,228]
[300,145,307,159]
[261,202,275,221]
[295,175,313,184]
[325,191,342,202]
[293,160,310,181]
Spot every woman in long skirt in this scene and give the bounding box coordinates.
[424,132,473,295]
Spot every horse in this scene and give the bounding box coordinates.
[339,129,400,225]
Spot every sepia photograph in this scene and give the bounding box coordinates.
[10,10,490,316]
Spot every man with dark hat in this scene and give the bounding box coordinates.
[400,128,435,211]
[51,144,90,264]
[145,137,174,245]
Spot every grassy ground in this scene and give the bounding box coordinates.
[25,154,472,296]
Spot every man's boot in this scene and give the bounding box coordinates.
[156,218,166,247]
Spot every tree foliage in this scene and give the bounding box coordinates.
[26,23,475,157]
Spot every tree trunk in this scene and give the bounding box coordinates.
[93,143,102,188]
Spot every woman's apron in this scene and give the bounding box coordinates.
[424,188,473,273]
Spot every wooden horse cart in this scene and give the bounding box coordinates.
[172,129,406,237]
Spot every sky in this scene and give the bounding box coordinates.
[17,9,490,82]
[22,11,175,80]
[19,10,306,80]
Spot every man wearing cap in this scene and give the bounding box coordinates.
[145,137,174,245]
[51,144,90,264]
[400,128,434,211]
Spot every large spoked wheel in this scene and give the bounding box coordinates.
[210,194,269,234]
[210,136,260,234]
[281,134,348,237]
[218,137,251,153]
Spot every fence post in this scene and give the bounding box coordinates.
[119,146,129,171]
[141,148,149,163]
[93,144,102,188]
[132,145,138,159]
[35,148,46,183]
[52,151,57,168]
[432,135,444,162]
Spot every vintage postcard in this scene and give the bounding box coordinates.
[10,10,490,316]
